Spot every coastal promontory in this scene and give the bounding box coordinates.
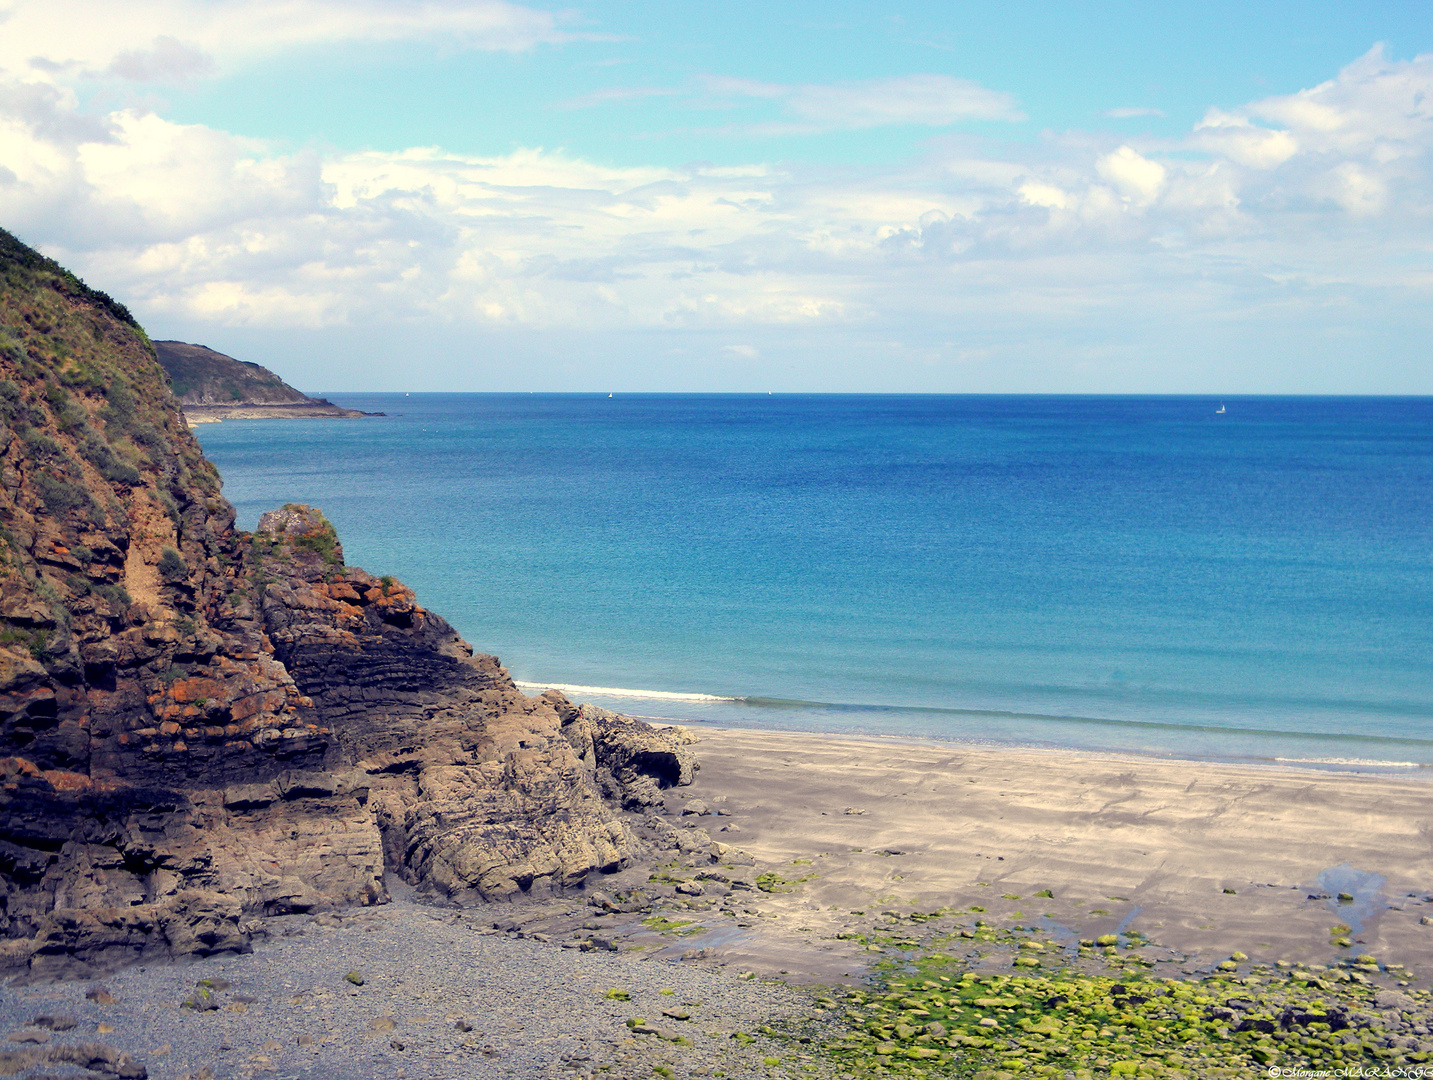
[0,227,699,976]
[152,340,375,424]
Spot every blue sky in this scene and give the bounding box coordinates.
[0,0,1430,391]
[153,1,1429,163]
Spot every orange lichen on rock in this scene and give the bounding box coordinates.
[41,770,90,791]
[168,677,226,704]
[0,757,43,781]
[325,581,362,603]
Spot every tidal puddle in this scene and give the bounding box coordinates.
[1115,905,1146,941]
[1316,863,1387,941]
[1034,915,1082,955]
[638,920,755,960]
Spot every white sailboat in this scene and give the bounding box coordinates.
[1216,402,1226,414]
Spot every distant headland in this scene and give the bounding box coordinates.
[153,339,382,423]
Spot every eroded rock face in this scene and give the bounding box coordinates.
[559,703,699,810]
[248,516,641,902]
[0,228,694,975]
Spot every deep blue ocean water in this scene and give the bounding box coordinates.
[193,395,1433,771]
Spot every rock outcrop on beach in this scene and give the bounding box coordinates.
[0,228,693,976]
[152,340,373,423]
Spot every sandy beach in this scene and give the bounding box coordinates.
[655,727,1433,982]
[2,726,1430,1079]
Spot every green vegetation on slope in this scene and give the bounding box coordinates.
[0,226,220,655]
[0,229,140,330]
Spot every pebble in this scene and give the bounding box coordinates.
[32,1015,78,1031]
[0,899,819,1080]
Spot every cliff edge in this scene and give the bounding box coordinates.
[0,229,696,977]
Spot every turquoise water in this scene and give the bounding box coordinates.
[194,395,1433,771]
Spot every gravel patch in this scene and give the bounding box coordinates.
[0,901,835,1080]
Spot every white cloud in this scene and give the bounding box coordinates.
[784,75,1025,128]
[1181,44,1433,224]
[1316,161,1387,215]
[699,73,1024,132]
[1018,182,1070,210]
[0,0,572,82]
[1191,110,1299,168]
[702,76,788,102]
[0,46,1431,389]
[1096,146,1166,205]
[555,86,682,110]
[1242,44,1431,154]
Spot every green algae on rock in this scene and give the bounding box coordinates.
[763,950,1433,1079]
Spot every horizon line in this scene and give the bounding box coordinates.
[305,390,1433,399]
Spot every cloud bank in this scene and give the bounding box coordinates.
[0,39,1430,389]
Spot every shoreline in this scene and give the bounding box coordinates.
[664,719,1433,778]
[513,685,1433,778]
[183,403,384,425]
[3,721,1430,1078]
[529,697,1433,780]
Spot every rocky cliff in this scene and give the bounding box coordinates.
[0,229,695,977]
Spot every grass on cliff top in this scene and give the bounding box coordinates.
[247,505,342,567]
[0,226,216,506]
[0,227,139,330]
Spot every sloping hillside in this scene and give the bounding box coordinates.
[154,340,314,406]
[154,340,371,420]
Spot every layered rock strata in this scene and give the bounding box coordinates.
[0,228,694,977]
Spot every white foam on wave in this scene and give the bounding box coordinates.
[1274,756,1425,768]
[515,681,739,703]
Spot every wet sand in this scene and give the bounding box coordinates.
[659,727,1433,982]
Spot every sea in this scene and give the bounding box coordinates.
[193,394,1433,774]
